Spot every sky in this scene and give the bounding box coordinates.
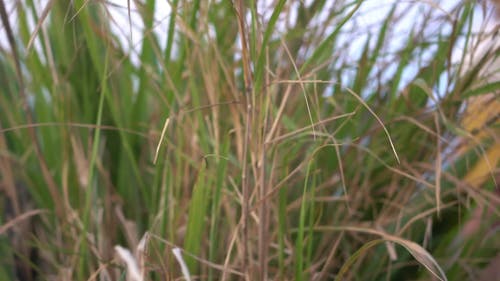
[1,0,498,87]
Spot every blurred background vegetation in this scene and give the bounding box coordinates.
[0,0,498,280]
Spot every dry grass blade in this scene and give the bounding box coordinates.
[280,38,316,139]
[0,122,150,139]
[0,0,64,218]
[265,84,292,143]
[274,80,400,163]
[343,87,400,164]
[115,245,144,281]
[394,116,448,142]
[0,209,47,235]
[153,117,170,164]
[0,0,496,279]
[172,248,192,281]
[137,232,149,280]
[233,0,253,276]
[393,238,447,281]
[265,112,356,145]
[68,0,92,22]
[313,226,448,281]
[147,233,245,278]
[26,0,54,51]
[397,201,458,235]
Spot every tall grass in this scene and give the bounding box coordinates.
[0,0,498,280]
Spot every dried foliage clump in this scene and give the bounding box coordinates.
[0,0,498,280]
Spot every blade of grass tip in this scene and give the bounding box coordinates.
[270,79,397,162]
[154,117,170,164]
[389,29,415,104]
[389,236,448,281]
[253,0,286,92]
[248,0,258,62]
[172,0,200,85]
[164,0,179,64]
[344,87,400,163]
[134,0,156,127]
[299,0,363,74]
[173,248,192,281]
[353,4,395,94]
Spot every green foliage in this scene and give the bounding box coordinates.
[0,0,498,280]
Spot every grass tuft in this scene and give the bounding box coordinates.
[0,0,498,280]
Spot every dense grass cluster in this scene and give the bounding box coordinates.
[0,0,498,280]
